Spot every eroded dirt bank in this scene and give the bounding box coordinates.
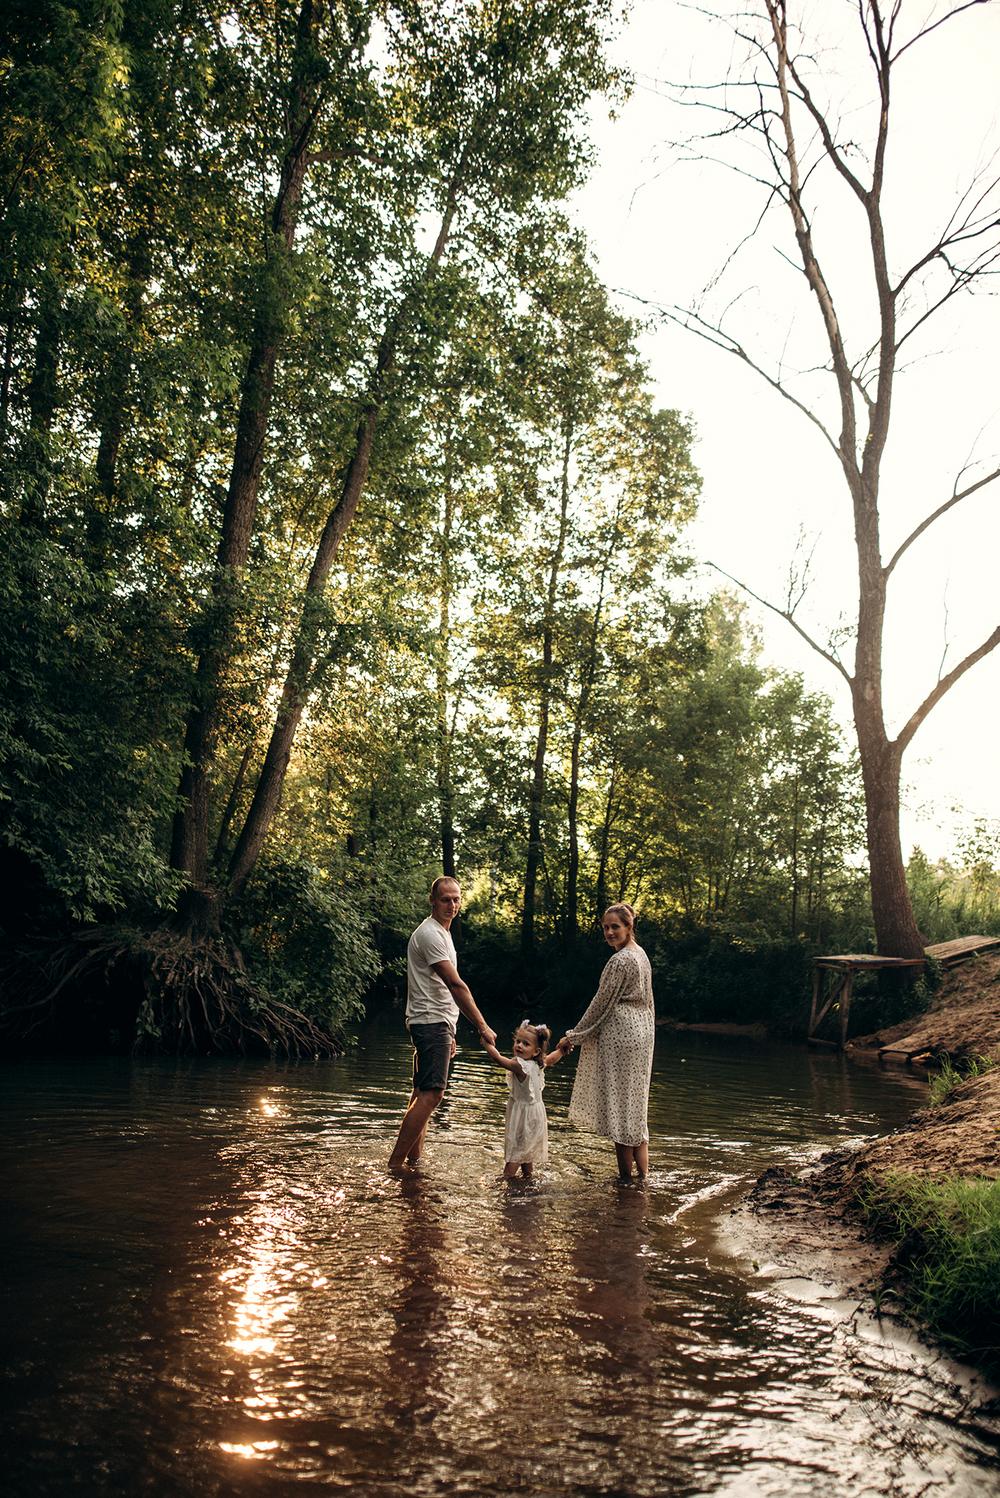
[725,953,1000,1342]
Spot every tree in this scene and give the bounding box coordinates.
[661,0,1000,956]
[199,0,619,913]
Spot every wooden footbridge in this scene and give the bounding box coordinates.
[807,935,1000,1049]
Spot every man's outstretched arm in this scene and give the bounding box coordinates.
[430,959,496,1045]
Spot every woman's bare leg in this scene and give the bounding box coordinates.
[521,1163,533,1179]
[634,1141,649,1178]
[615,1143,634,1179]
[503,1162,519,1178]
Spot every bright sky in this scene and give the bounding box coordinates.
[574,0,1000,863]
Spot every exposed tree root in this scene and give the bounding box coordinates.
[0,925,339,1057]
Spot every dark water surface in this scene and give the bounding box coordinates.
[3,1027,999,1497]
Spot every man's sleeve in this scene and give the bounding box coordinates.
[416,922,453,967]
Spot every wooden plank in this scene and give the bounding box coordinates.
[839,972,854,1049]
[814,954,924,969]
[925,935,1000,967]
[808,965,822,1038]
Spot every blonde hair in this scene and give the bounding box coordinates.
[515,1020,550,1065]
[603,902,636,931]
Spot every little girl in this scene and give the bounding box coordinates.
[482,1021,568,1178]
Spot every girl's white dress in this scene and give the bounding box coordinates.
[505,1058,548,1166]
[566,944,655,1147]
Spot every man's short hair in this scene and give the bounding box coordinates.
[429,875,460,901]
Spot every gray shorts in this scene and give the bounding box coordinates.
[409,1021,453,1093]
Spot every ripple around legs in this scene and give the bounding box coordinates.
[1,1035,998,1498]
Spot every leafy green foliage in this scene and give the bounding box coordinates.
[907,828,1000,942]
[1,1,885,1046]
[228,857,380,1035]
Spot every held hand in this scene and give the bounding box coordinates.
[479,1024,498,1047]
[558,1035,574,1054]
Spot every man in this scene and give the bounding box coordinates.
[387,876,496,1170]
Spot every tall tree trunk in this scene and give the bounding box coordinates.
[225,373,383,896]
[435,465,457,879]
[522,427,572,955]
[0,298,18,441]
[90,238,150,562]
[21,289,61,523]
[226,172,466,897]
[854,702,921,956]
[594,760,617,917]
[565,508,616,942]
[170,0,324,888]
[851,474,923,958]
[789,773,800,936]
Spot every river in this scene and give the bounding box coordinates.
[3,1025,999,1496]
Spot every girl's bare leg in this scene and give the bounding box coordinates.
[615,1143,634,1180]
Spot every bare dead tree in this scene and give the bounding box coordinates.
[657,0,1000,956]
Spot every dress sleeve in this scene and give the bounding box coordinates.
[567,950,637,1042]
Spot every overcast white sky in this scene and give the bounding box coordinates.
[574,0,1000,862]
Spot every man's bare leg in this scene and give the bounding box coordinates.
[406,1110,434,1165]
[393,1087,425,1164]
[388,1089,443,1170]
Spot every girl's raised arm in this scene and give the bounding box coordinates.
[482,1040,526,1079]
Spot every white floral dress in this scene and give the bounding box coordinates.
[567,944,655,1146]
[505,1058,548,1166]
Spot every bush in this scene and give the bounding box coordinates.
[228,858,381,1039]
[645,925,812,1030]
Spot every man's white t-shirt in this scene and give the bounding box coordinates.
[405,916,459,1031]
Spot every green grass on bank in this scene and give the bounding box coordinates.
[857,1171,1000,1367]
[928,1053,998,1107]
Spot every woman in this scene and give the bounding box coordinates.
[561,904,655,1180]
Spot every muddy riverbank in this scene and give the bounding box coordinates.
[727,953,1000,1369]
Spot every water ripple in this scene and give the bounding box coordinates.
[2,1033,997,1496]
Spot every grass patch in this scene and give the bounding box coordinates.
[928,1052,998,1107]
[856,1171,1000,1367]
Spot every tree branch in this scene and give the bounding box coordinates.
[885,464,1000,577]
[895,624,1000,755]
[706,561,852,683]
[890,1,992,64]
[653,301,842,458]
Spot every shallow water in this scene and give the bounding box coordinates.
[2,1026,999,1496]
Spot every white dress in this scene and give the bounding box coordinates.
[504,1058,548,1166]
[567,944,655,1147]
